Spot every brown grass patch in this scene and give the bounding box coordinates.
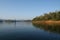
[32,21,60,25]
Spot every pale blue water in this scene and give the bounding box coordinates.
[0,22,60,40]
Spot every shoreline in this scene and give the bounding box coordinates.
[32,20,60,25]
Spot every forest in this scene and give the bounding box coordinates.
[32,11,60,21]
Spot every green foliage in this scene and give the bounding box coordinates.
[32,11,60,21]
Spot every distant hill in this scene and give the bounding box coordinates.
[0,19,32,22]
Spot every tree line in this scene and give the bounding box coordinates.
[32,11,60,21]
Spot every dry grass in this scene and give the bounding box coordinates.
[32,21,60,25]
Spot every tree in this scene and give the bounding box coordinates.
[32,11,60,21]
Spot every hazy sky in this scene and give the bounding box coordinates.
[0,0,60,20]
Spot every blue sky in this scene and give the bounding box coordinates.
[0,0,60,20]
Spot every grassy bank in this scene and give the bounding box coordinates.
[32,11,60,26]
[32,20,60,26]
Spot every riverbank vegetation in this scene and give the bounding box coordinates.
[32,11,60,26]
[32,11,60,21]
[32,11,60,33]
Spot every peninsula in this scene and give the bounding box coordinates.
[32,11,60,26]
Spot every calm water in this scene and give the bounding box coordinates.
[0,22,60,40]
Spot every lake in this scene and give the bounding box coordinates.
[0,22,60,40]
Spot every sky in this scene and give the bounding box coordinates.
[0,0,60,20]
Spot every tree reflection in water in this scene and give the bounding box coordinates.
[32,23,60,34]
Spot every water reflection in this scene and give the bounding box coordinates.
[32,23,60,34]
[0,22,60,40]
